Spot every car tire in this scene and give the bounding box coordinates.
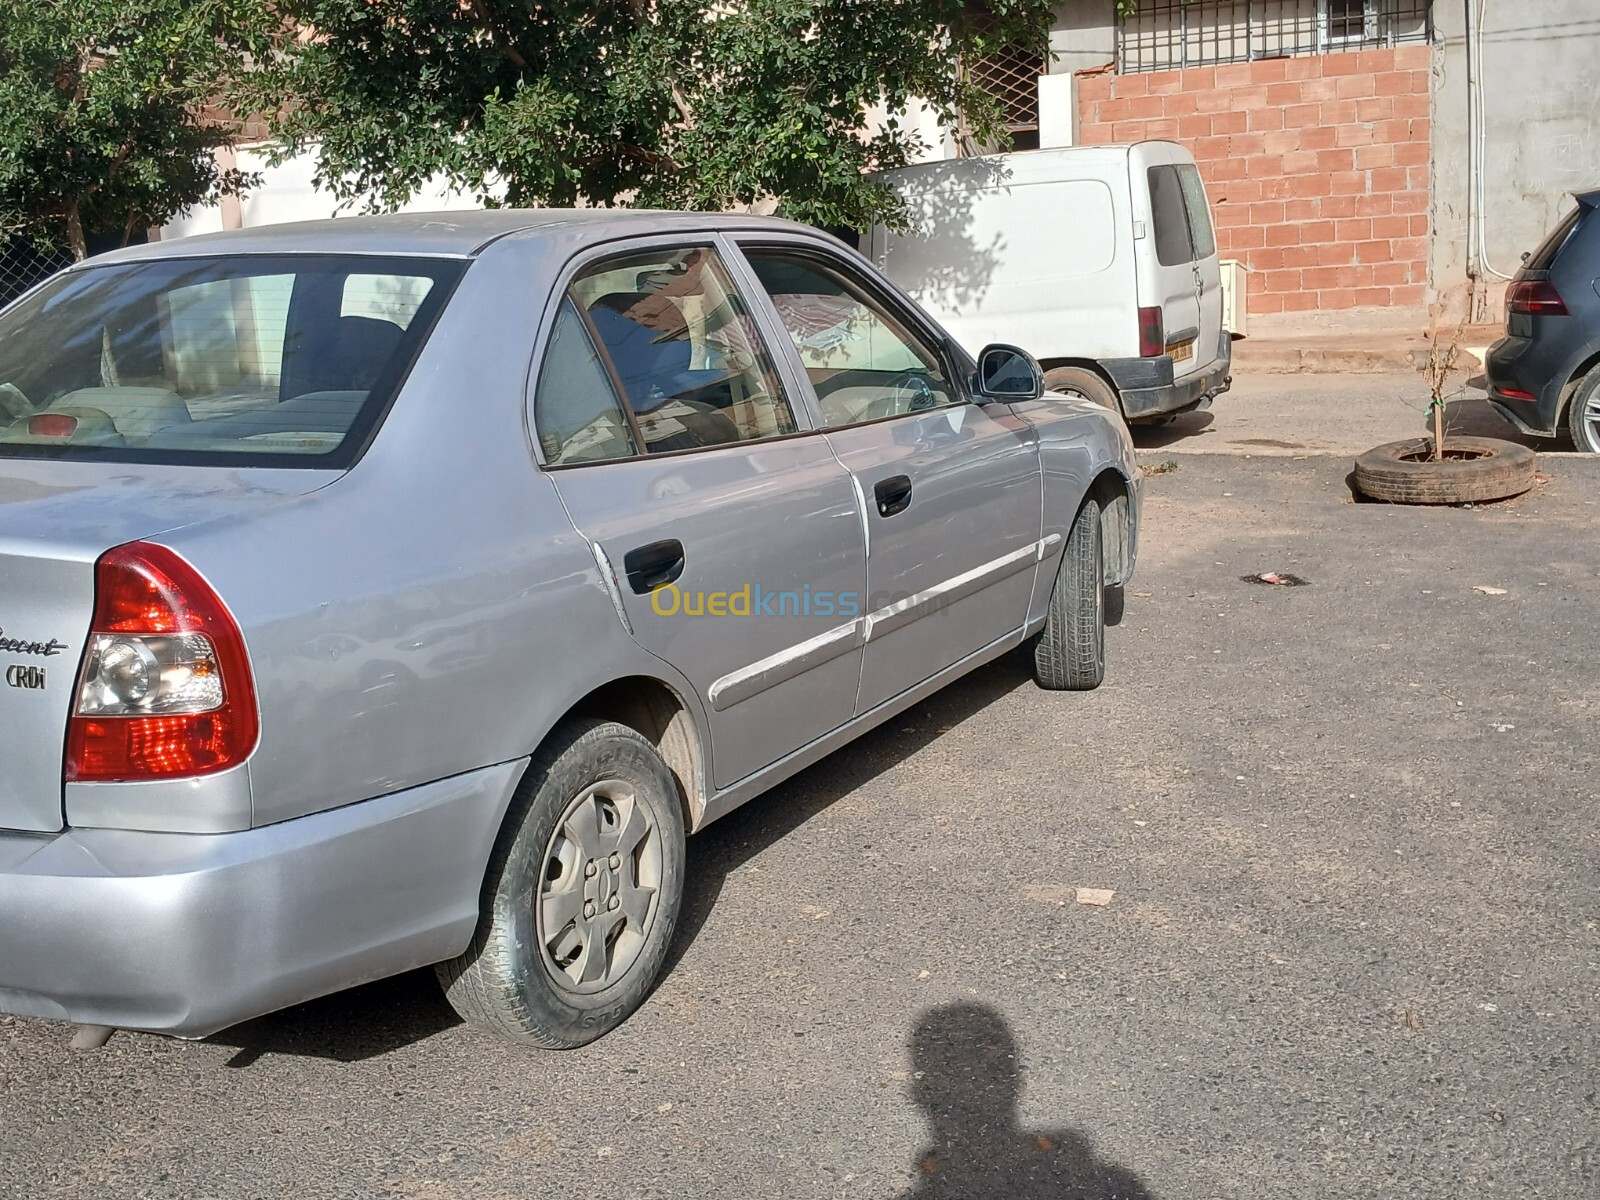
[1566,369,1600,453]
[1032,498,1106,691]
[437,718,686,1049]
[1042,366,1123,419]
[1352,436,1536,504]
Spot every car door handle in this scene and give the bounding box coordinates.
[874,474,913,518]
[622,539,685,594]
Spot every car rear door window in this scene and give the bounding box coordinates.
[567,246,796,454]
[1176,164,1217,260]
[741,252,956,428]
[1147,165,1195,267]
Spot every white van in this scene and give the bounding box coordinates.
[867,141,1232,423]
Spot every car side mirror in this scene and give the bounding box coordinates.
[973,343,1044,402]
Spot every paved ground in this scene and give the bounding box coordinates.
[4,439,1599,1199]
[1133,372,1561,459]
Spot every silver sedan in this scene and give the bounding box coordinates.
[0,211,1139,1048]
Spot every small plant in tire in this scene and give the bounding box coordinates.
[0,211,1141,1050]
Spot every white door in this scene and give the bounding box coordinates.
[1138,154,1203,381]
[1176,162,1224,375]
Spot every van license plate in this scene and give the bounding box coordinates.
[1169,339,1195,363]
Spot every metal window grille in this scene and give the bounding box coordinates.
[1116,0,1431,74]
[969,42,1047,135]
[0,239,72,309]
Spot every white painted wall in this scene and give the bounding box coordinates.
[161,145,486,240]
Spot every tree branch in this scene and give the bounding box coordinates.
[463,0,528,70]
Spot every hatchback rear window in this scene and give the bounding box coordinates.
[0,254,462,467]
[1526,205,1584,271]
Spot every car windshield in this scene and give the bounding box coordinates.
[0,253,463,467]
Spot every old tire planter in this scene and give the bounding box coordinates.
[1352,437,1536,505]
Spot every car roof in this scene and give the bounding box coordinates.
[85,208,814,266]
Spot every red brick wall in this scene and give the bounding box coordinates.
[1076,45,1431,314]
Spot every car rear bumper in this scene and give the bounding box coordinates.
[0,759,523,1038]
[1485,335,1564,436]
[1104,332,1233,421]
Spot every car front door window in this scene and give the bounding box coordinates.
[742,253,956,428]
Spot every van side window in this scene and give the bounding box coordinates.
[568,246,796,454]
[1175,165,1217,260]
[742,251,956,428]
[532,297,639,465]
[1147,166,1194,267]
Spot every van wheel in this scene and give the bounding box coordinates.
[1043,366,1123,419]
[1032,499,1106,691]
[437,718,686,1049]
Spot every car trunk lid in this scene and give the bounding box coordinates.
[0,460,336,832]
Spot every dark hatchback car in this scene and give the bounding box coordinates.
[1486,189,1600,451]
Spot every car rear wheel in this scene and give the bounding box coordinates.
[1032,499,1106,691]
[438,718,686,1049]
[1566,369,1600,453]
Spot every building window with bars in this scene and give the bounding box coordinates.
[967,42,1047,151]
[1116,0,1430,74]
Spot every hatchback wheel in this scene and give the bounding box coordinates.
[1566,369,1600,453]
[438,718,686,1048]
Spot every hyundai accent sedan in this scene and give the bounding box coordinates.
[0,211,1139,1048]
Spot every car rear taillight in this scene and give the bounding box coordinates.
[28,413,78,437]
[1138,306,1165,357]
[1506,280,1569,317]
[66,542,258,782]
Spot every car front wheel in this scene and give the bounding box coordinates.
[438,718,686,1049]
[1032,498,1106,691]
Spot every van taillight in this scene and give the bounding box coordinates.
[66,542,259,782]
[1506,280,1569,317]
[1138,306,1165,357]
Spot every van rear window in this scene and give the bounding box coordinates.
[1147,166,1194,267]
[0,254,462,468]
[1176,165,1217,260]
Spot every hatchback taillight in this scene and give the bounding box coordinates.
[66,542,259,782]
[1138,306,1165,357]
[1506,279,1569,317]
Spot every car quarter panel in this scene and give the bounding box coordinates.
[139,236,711,829]
[1009,392,1141,625]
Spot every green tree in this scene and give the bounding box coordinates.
[249,0,1060,232]
[0,0,269,259]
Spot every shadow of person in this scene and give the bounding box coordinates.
[896,1003,1157,1200]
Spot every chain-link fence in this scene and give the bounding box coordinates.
[0,239,73,309]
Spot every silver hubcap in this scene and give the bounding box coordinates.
[537,780,661,994]
[1584,396,1600,449]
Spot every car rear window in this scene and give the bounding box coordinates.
[1526,205,1584,271]
[1147,165,1194,267]
[0,254,463,468]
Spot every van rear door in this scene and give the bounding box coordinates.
[1175,163,1224,374]
[1140,156,1204,380]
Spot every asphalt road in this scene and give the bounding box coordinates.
[4,452,1598,1200]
